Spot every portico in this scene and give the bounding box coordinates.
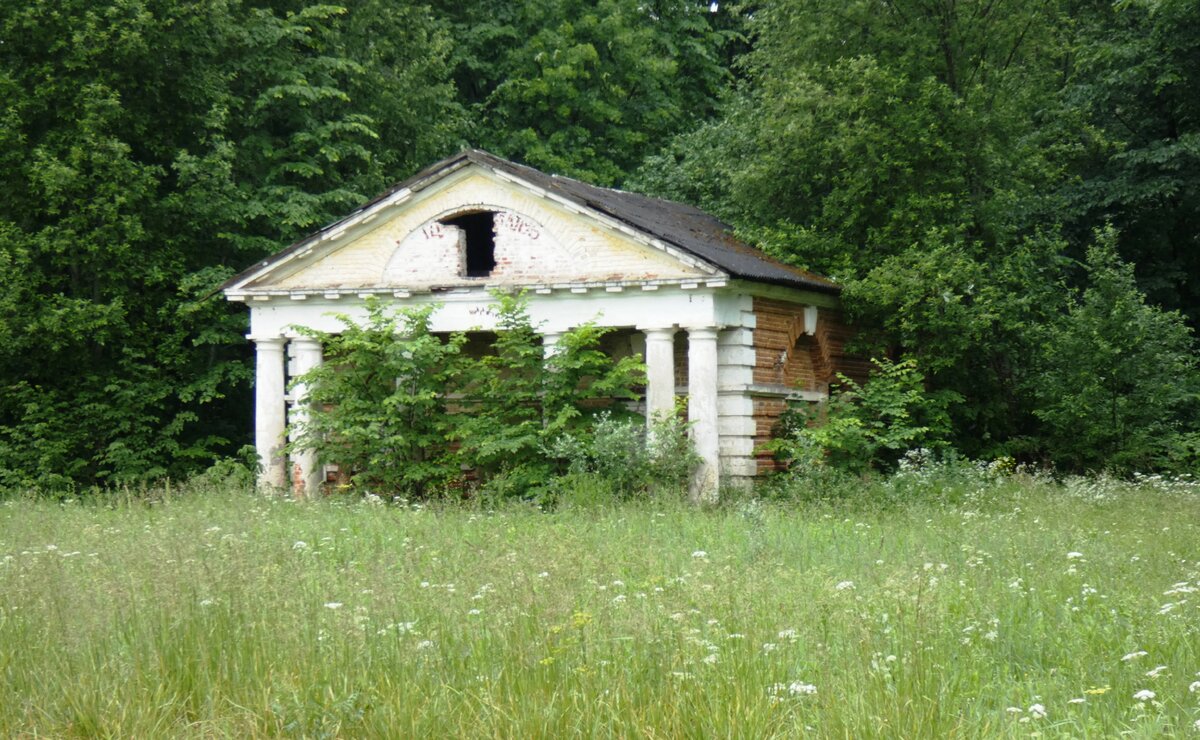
[226,149,851,501]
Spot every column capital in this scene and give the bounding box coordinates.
[684,325,722,341]
[290,335,324,352]
[639,326,677,339]
[248,335,287,349]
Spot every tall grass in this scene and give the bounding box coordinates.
[2,471,1199,737]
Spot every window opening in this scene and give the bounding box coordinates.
[442,211,497,277]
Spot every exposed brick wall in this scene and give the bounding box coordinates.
[751,297,864,474]
[753,397,788,474]
[753,298,824,390]
[291,461,305,496]
[812,309,872,386]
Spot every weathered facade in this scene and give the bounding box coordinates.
[222,150,862,501]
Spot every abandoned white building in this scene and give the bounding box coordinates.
[222,150,865,501]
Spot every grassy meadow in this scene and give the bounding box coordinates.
[2,471,1200,738]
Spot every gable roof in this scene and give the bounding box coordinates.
[222,149,839,295]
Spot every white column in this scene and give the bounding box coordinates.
[641,326,676,425]
[542,331,563,359]
[289,336,324,497]
[252,336,288,490]
[687,326,721,504]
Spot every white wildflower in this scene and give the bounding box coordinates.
[788,681,817,696]
[1067,552,1084,560]
[416,640,435,650]
[1029,704,1047,719]
[1068,698,1086,705]
[292,540,308,550]
[778,628,798,641]
[1005,707,1023,714]
[835,580,855,591]
[324,602,344,610]
[1145,665,1168,678]
[1122,650,1149,662]
[702,653,719,665]
[1189,681,1200,693]
[467,609,481,615]
[691,550,708,559]
[1133,689,1156,701]
[761,643,778,653]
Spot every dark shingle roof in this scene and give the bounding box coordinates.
[224,149,839,294]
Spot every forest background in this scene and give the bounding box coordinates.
[1,0,1197,487]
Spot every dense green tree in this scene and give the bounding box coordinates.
[452,292,644,494]
[635,0,1079,458]
[0,0,460,486]
[843,235,1070,457]
[1032,232,1198,473]
[638,0,1070,274]
[635,0,1200,470]
[776,357,961,474]
[1061,0,1200,327]
[2,0,1196,484]
[431,0,739,185]
[291,300,468,498]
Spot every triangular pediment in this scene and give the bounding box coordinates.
[226,163,720,294]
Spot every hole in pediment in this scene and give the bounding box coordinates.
[441,211,497,278]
